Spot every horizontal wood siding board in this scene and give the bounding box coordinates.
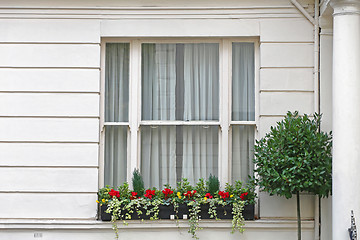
[260,92,314,116]
[0,93,100,117]
[0,193,97,219]
[260,18,314,42]
[0,118,99,142]
[0,143,98,167]
[0,44,100,68]
[0,168,98,192]
[260,68,314,91]
[0,69,100,92]
[0,19,100,43]
[260,43,314,67]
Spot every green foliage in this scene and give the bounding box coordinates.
[195,178,206,196]
[253,111,332,199]
[98,185,112,204]
[206,174,220,196]
[132,168,144,195]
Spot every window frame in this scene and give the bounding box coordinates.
[99,38,259,188]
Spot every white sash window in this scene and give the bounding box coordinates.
[101,39,257,188]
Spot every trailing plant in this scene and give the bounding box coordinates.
[231,201,245,234]
[188,200,202,239]
[253,111,332,240]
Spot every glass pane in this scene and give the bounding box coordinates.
[104,126,127,186]
[141,125,218,188]
[232,125,255,183]
[232,43,255,121]
[105,43,130,122]
[142,43,219,121]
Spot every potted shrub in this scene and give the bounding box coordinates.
[253,111,332,240]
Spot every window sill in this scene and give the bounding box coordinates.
[0,219,314,230]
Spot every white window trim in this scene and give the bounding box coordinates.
[99,38,259,188]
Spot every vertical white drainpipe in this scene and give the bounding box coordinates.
[290,0,320,240]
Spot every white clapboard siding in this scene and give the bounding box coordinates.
[0,118,99,142]
[0,44,100,68]
[259,192,315,218]
[260,92,314,116]
[0,168,98,192]
[260,43,314,68]
[0,143,98,166]
[260,19,314,42]
[258,116,284,138]
[0,69,100,92]
[0,193,97,219]
[101,19,259,37]
[260,68,314,91]
[0,19,100,43]
[0,93,99,117]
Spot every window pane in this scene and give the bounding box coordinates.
[232,125,254,183]
[104,126,127,186]
[105,43,129,122]
[142,43,219,121]
[232,43,255,121]
[141,125,218,188]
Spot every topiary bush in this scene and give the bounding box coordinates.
[253,111,332,240]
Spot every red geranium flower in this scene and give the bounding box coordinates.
[218,191,229,200]
[183,190,196,199]
[130,191,138,200]
[144,189,156,200]
[108,189,120,198]
[240,192,248,201]
[162,188,173,200]
[205,193,213,199]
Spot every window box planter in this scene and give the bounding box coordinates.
[100,204,112,221]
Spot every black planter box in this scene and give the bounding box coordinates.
[100,204,112,221]
[177,203,189,219]
[243,204,255,220]
[212,204,255,220]
[199,204,211,219]
[159,204,176,219]
[100,203,255,221]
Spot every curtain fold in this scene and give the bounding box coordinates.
[232,125,254,183]
[232,43,255,121]
[141,44,177,188]
[104,43,129,186]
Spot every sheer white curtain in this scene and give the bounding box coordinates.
[182,43,219,185]
[104,43,129,186]
[141,43,219,187]
[141,44,177,188]
[231,43,255,183]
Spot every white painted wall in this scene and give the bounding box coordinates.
[0,0,320,238]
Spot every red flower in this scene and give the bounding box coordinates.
[240,192,248,201]
[144,189,156,200]
[218,191,230,200]
[183,190,196,199]
[162,188,173,200]
[205,193,213,199]
[108,189,120,198]
[130,191,138,200]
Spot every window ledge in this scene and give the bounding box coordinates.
[0,219,314,230]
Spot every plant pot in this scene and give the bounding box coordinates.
[129,207,151,220]
[176,203,189,219]
[216,204,233,219]
[243,204,255,220]
[199,204,211,219]
[100,204,112,221]
[159,204,176,219]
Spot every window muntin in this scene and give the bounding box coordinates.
[102,39,256,188]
